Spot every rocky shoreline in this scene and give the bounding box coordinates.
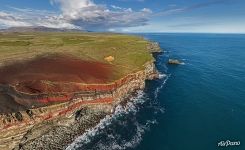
[18,91,141,150]
[18,107,109,150]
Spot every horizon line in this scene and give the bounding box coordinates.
[120,31,245,35]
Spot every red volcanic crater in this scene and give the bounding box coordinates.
[0,54,116,113]
[0,54,114,94]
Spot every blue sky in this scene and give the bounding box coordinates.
[0,0,245,33]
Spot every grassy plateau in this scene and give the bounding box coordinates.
[0,32,154,81]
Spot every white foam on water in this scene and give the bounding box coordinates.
[154,74,171,100]
[93,119,157,150]
[66,90,154,150]
[159,73,167,79]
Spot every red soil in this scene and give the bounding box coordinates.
[0,55,114,94]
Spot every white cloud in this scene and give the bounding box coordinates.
[51,0,95,19]
[51,0,152,30]
[111,5,123,10]
[0,0,152,31]
[0,12,31,27]
[0,8,77,29]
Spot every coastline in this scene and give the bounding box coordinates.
[0,41,161,150]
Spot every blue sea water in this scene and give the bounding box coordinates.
[69,33,245,150]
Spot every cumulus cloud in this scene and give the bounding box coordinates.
[51,0,151,30]
[0,0,152,31]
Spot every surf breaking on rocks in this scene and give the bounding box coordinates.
[66,90,164,150]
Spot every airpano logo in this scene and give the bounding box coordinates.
[218,140,240,147]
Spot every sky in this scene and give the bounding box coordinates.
[0,0,245,33]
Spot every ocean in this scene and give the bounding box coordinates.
[68,33,245,150]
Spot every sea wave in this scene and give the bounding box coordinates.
[154,74,171,100]
[159,73,167,79]
[66,90,160,150]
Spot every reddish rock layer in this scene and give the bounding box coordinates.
[0,69,146,113]
[1,97,113,131]
[0,54,116,114]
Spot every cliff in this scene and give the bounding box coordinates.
[0,61,158,150]
[0,32,161,150]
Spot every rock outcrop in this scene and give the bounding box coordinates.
[168,59,184,65]
[147,42,161,53]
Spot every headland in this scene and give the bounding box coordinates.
[0,32,161,149]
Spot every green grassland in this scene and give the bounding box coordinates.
[0,32,155,80]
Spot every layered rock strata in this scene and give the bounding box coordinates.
[0,60,159,150]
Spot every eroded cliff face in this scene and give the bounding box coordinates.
[0,60,159,150]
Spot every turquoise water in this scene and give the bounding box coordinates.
[70,33,245,150]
